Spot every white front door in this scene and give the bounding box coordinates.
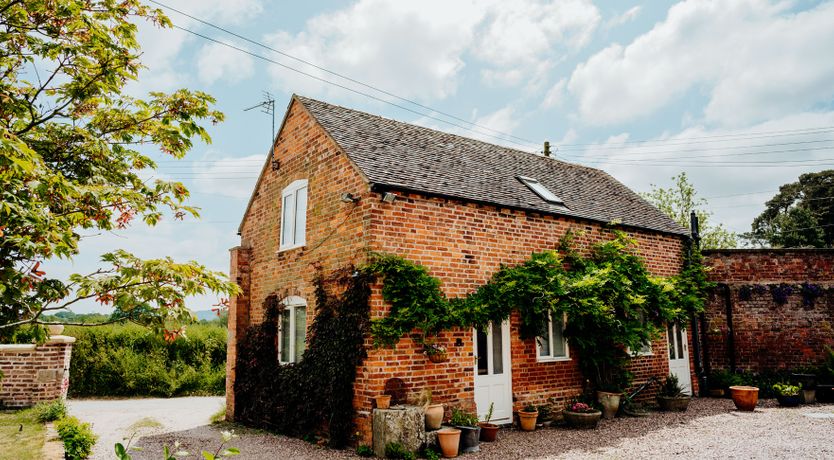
[667,322,692,395]
[473,321,512,424]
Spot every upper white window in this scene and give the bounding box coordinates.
[537,313,569,361]
[280,179,308,251]
[279,296,307,364]
[517,176,564,205]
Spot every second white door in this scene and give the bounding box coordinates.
[473,321,512,424]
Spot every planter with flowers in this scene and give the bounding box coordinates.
[562,402,602,429]
[773,383,802,407]
[424,342,449,363]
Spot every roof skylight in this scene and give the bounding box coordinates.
[517,176,564,205]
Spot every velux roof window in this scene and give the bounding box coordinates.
[517,175,564,205]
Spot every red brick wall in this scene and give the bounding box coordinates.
[352,191,687,440]
[0,337,74,407]
[703,249,834,372]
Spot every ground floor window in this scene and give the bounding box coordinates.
[279,296,307,363]
[537,313,569,361]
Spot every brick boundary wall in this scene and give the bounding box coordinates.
[0,336,75,407]
[702,249,834,373]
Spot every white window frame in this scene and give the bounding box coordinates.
[279,179,308,252]
[629,314,654,357]
[278,296,307,364]
[517,175,564,205]
[536,312,570,362]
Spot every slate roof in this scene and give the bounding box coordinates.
[294,95,688,237]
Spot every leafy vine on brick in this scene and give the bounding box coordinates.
[234,267,371,447]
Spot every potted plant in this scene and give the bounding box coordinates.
[657,374,691,411]
[772,383,802,407]
[425,343,449,363]
[562,401,602,429]
[450,408,480,453]
[436,427,461,458]
[415,389,444,430]
[374,394,392,410]
[478,402,498,442]
[518,404,538,432]
[791,373,817,403]
[729,385,759,411]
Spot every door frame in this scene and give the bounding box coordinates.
[472,320,513,424]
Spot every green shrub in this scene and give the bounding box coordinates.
[32,399,67,422]
[356,444,374,457]
[449,408,478,427]
[55,416,97,459]
[385,442,415,460]
[66,323,226,397]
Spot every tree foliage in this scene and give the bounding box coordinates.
[642,172,737,249]
[743,170,834,248]
[0,0,238,339]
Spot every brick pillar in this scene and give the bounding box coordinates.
[0,335,75,407]
[226,245,252,421]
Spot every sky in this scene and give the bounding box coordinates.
[54,0,834,313]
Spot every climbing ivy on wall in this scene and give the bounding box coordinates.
[234,267,371,447]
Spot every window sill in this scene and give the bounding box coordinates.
[537,356,571,363]
[630,352,654,357]
[277,243,306,253]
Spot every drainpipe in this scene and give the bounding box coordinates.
[699,312,712,386]
[688,211,706,395]
[722,283,737,371]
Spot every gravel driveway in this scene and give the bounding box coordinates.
[132,399,834,460]
[67,396,225,460]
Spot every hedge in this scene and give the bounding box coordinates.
[66,323,226,397]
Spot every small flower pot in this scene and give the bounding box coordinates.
[597,391,622,419]
[802,389,816,404]
[479,422,498,442]
[374,395,391,410]
[455,425,480,453]
[47,324,64,336]
[776,394,802,407]
[657,395,691,412]
[437,428,461,458]
[425,403,444,430]
[729,386,759,411]
[518,410,538,431]
[563,410,602,429]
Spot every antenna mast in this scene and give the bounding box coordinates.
[244,91,276,144]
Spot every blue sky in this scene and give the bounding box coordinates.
[55,0,834,312]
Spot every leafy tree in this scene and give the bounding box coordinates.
[743,170,834,248]
[642,172,737,249]
[0,0,238,340]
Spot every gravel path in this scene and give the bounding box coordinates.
[132,399,834,460]
[68,397,225,460]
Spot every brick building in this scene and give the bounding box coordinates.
[228,95,696,442]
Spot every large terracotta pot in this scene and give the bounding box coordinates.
[596,391,622,419]
[729,386,759,411]
[437,428,461,458]
[657,395,691,412]
[425,404,444,430]
[479,422,498,442]
[518,410,538,431]
[563,410,602,429]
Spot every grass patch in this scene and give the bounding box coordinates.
[127,417,163,432]
[210,405,226,424]
[0,409,46,460]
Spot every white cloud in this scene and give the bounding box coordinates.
[568,0,834,127]
[605,6,642,29]
[264,0,600,100]
[197,42,254,85]
[192,154,265,199]
[542,78,567,109]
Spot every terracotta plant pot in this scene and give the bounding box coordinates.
[374,395,391,410]
[596,391,622,419]
[455,425,480,453]
[479,422,498,442]
[657,395,691,412]
[518,410,538,431]
[437,428,461,458]
[563,410,602,429]
[729,386,759,411]
[425,404,444,430]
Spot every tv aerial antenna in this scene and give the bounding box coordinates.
[244,91,276,143]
